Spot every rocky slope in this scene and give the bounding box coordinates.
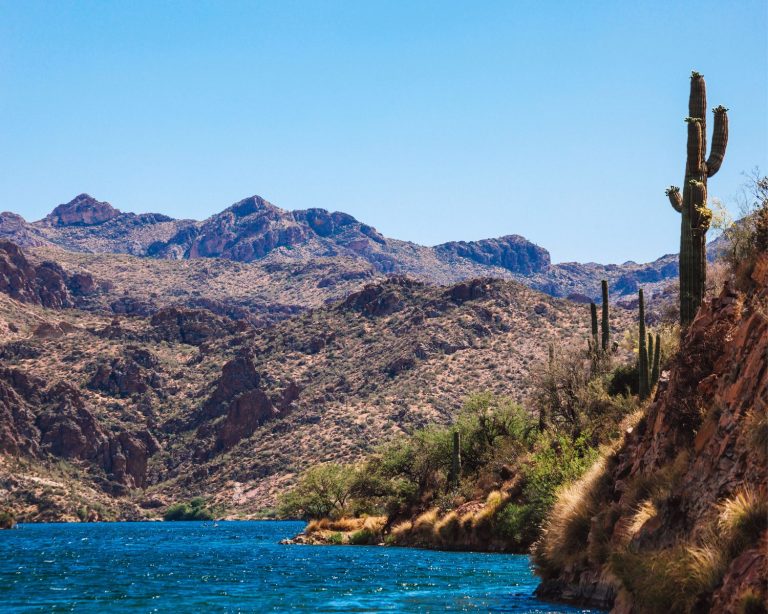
[1,193,679,306]
[0,238,637,521]
[533,253,768,612]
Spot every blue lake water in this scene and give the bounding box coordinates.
[0,521,599,612]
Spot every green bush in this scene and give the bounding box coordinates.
[348,528,377,545]
[0,510,15,529]
[163,498,214,521]
[278,463,356,519]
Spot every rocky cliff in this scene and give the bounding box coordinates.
[533,253,768,612]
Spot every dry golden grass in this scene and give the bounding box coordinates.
[412,508,439,537]
[433,511,462,543]
[533,453,611,574]
[305,517,364,533]
[471,490,506,530]
[718,487,768,557]
[622,499,658,542]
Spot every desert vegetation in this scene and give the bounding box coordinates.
[163,497,215,521]
[533,169,768,612]
[279,281,665,552]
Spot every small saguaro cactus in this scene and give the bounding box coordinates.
[651,333,661,389]
[590,302,599,350]
[601,280,610,352]
[449,430,462,488]
[638,289,650,400]
[666,71,729,325]
[647,332,655,382]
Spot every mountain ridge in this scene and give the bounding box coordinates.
[1,193,680,306]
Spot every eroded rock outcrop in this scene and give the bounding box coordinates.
[44,194,122,227]
[435,234,551,275]
[198,352,300,454]
[148,306,246,345]
[0,240,95,308]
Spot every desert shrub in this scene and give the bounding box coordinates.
[348,528,377,545]
[607,362,638,396]
[532,451,611,577]
[717,488,768,559]
[278,463,356,519]
[522,433,600,527]
[495,503,539,547]
[164,498,214,521]
[0,510,15,529]
[721,172,768,291]
[610,545,716,614]
[326,532,343,545]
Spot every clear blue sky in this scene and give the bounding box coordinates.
[1,1,766,264]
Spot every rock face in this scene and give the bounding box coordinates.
[535,254,768,612]
[0,239,95,308]
[435,235,551,275]
[198,353,300,454]
[44,194,122,226]
[0,368,157,488]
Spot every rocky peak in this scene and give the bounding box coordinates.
[45,194,121,227]
[435,234,551,275]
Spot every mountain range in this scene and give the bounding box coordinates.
[0,191,672,520]
[1,193,680,319]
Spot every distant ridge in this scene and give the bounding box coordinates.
[0,192,679,301]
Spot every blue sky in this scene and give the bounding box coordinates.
[0,1,766,264]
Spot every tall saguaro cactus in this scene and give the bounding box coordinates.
[600,280,610,351]
[638,289,649,400]
[666,71,729,325]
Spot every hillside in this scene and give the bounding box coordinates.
[1,193,680,311]
[532,253,768,611]
[0,239,636,521]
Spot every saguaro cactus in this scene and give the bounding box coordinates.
[651,333,661,389]
[601,280,610,351]
[450,430,462,488]
[666,71,729,325]
[590,302,599,351]
[638,289,649,399]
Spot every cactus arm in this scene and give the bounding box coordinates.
[706,106,729,177]
[666,186,683,213]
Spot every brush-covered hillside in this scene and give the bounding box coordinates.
[0,237,636,522]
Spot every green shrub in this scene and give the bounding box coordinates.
[327,532,343,545]
[608,363,638,396]
[0,510,15,529]
[348,528,377,545]
[163,498,214,521]
[278,463,356,519]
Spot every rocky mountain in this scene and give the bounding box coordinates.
[1,193,679,308]
[0,240,637,521]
